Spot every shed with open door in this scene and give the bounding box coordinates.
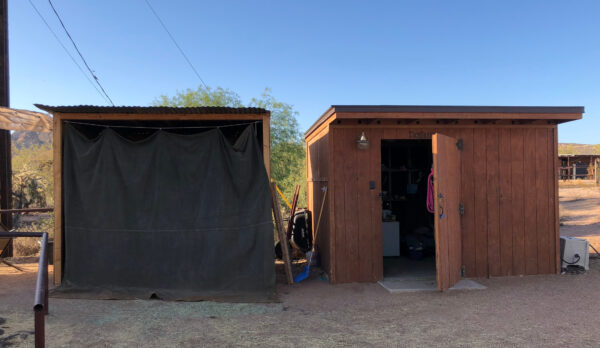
[305,105,583,290]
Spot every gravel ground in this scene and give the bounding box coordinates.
[1,184,600,347]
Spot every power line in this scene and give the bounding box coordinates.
[47,0,114,105]
[143,0,207,88]
[27,0,110,104]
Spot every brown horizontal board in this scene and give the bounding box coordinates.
[331,105,585,114]
[305,107,583,138]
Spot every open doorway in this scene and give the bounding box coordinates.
[381,139,435,280]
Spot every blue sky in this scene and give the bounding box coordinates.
[8,1,600,143]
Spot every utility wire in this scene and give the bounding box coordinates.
[47,0,115,105]
[27,0,110,104]
[143,0,207,88]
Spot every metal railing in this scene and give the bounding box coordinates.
[0,231,49,348]
[0,208,53,214]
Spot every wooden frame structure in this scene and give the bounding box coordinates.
[558,154,600,180]
[36,105,270,285]
[305,105,583,289]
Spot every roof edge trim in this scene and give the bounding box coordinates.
[34,104,270,115]
[304,105,585,138]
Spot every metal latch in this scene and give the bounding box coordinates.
[458,203,464,216]
[456,139,463,151]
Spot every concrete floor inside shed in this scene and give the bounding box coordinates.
[380,256,485,292]
[380,256,438,292]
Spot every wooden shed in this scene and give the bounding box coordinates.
[37,105,272,299]
[305,105,583,290]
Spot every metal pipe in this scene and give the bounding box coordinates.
[0,207,53,214]
[0,232,43,237]
[33,232,48,348]
[34,232,48,313]
[0,232,48,347]
[34,309,45,348]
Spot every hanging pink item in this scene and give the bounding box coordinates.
[426,168,434,213]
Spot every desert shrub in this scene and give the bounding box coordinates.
[12,217,54,256]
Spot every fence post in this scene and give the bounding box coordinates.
[572,163,576,180]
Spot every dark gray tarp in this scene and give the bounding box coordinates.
[54,124,275,301]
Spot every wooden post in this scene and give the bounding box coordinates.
[594,158,600,185]
[270,182,293,285]
[53,114,62,284]
[285,185,300,241]
[572,163,576,180]
[262,114,271,178]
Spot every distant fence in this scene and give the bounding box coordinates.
[597,159,600,185]
[559,162,599,182]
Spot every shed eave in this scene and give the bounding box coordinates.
[304,105,584,139]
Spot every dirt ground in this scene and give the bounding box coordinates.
[2,185,600,347]
[559,182,600,252]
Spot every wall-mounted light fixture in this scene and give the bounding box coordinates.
[356,131,369,150]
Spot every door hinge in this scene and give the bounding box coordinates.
[460,265,466,277]
[456,139,463,151]
[458,202,465,216]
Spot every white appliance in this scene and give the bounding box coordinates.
[382,221,400,257]
[560,236,589,271]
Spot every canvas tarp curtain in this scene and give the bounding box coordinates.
[54,123,275,301]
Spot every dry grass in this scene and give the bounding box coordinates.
[559,179,598,187]
[13,237,40,257]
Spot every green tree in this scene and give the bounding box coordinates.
[154,86,243,107]
[155,86,306,211]
[249,89,306,210]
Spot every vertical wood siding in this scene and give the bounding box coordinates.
[306,131,330,275]
[510,129,526,275]
[319,125,558,283]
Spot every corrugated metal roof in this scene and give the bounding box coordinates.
[34,104,269,115]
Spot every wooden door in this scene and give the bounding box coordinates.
[432,133,462,291]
